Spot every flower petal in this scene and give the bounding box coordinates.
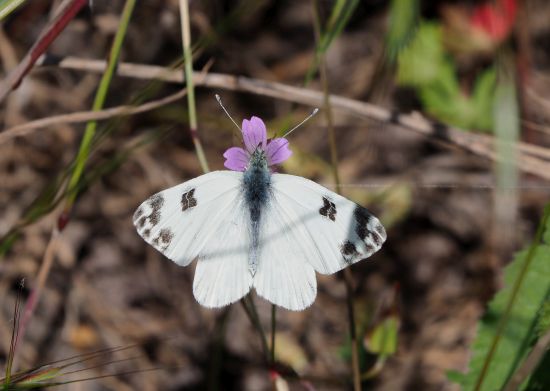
[266,138,292,166]
[223,147,248,171]
[242,116,267,153]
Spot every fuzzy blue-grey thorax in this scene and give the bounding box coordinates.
[243,149,271,275]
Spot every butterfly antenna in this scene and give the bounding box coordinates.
[215,94,241,132]
[282,108,319,138]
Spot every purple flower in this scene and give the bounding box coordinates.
[223,116,292,171]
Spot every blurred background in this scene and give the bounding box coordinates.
[1,0,550,390]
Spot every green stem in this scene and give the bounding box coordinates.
[179,0,210,173]
[311,2,341,194]
[312,2,359,390]
[473,206,550,391]
[65,0,137,208]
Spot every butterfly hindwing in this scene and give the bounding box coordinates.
[192,196,253,307]
[253,198,317,311]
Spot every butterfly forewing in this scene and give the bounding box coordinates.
[269,174,386,275]
[133,171,245,267]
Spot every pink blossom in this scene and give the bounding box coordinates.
[223,116,292,171]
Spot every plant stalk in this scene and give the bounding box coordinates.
[240,296,270,362]
[312,1,360,390]
[179,0,210,173]
[65,0,137,210]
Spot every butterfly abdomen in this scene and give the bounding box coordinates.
[243,152,271,275]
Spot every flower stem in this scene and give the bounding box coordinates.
[240,296,270,362]
[179,0,210,173]
[311,1,360,390]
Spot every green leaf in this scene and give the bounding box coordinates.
[472,67,497,130]
[535,301,550,337]
[415,66,496,131]
[450,207,550,391]
[413,66,495,131]
[386,0,420,61]
[396,21,497,131]
[396,22,447,86]
[364,315,399,356]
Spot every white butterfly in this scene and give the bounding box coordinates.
[133,113,386,311]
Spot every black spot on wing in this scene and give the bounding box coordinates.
[134,207,144,220]
[137,216,147,229]
[181,188,198,211]
[146,194,164,227]
[364,242,375,253]
[134,193,165,237]
[319,197,337,221]
[375,224,386,238]
[353,206,374,240]
[149,194,164,211]
[153,228,173,251]
[340,240,360,264]
[353,205,386,251]
[149,210,161,226]
[370,231,382,246]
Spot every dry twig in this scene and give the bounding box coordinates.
[4,56,550,180]
[0,89,187,143]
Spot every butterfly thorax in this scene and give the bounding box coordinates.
[243,149,271,275]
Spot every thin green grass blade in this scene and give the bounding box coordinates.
[0,124,170,256]
[180,0,209,173]
[318,0,359,54]
[0,79,177,256]
[0,0,27,20]
[305,0,359,85]
[65,0,137,209]
[4,281,23,387]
